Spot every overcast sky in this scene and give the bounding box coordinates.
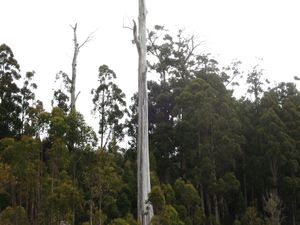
[1,0,300,129]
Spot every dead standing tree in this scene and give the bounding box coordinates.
[70,23,93,111]
[69,23,93,225]
[132,0,153,224]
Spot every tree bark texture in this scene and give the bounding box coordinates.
[134,0,153,224]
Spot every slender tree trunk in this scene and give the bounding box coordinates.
[50,171,54,225]
[100,91,105,149]
[220,196,227,220]
[11,183,17,225]
[200,184,205,212]
[37,137,42,225]
[214,194,220,224]
[251,185,254,205]
[206,193,211,224]
[25,189,29,220]
[30,190,34,224]
[72,164,77,225]
[134,0,153,224]
[292,199,296,225]
[71,24,79,111]
[210,121,220,224]
[72,201,75,225]
[89,197,93,225]
[99,192,102,225]
[243,154,248,207]
[70,24,92,111]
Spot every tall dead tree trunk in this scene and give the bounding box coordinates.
[71,24,79,111]
[69,23,93,225]
[133,0,153,224]
[70,23,93,111]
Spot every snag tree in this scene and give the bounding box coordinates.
[133,0,153,224]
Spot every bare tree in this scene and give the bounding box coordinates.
[69,23,94,225]
[70,23,93,111]
[132,0,153,224]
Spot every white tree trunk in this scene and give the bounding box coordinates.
[71,23,79,111]
[134,0,153,224]
[70,23,92,111]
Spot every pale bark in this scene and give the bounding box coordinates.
[70,23,93,111]
[71,23,79,111]
[133,0,153,224]
[264,190,282,225]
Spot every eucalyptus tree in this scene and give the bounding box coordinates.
[261,83,300,225]
[174,74,242,223]
[0,44,22,138]
[146,26,245,223]
[92,65,127,149]
[246,65,265,114]
[20,71,38,135]
[147,26,203,83]
[52,71,71,114]
[236,66,266,208]
[0,136,41,225]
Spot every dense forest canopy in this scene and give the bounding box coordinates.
[1,24,300,225]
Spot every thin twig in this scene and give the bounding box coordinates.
[78,32,95,49]
[123,17,134,30]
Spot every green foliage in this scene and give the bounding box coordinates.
[92,210,107,225]
[0,163,10,193]
[66,111,98,150]
[174,179,200,216]
[161,184,175,205]
[110,218,130,225]
[192,205,206,225]
[47,137,70,176]
[0,206,29,225]
[181,183,200,210]
[123,214,138,225]
[92,65,127,149]
[52,71,71,113]
[241,207,264,225]
[247,65,264,108]
[234,220,242,225]
[47,181,82,223]
[150,171,160,187]
[151,205,183,225]
[160,205,184,225]
[0,44,22,138]
[149,186,166,214]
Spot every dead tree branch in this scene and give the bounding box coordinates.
[70,23,94,110]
